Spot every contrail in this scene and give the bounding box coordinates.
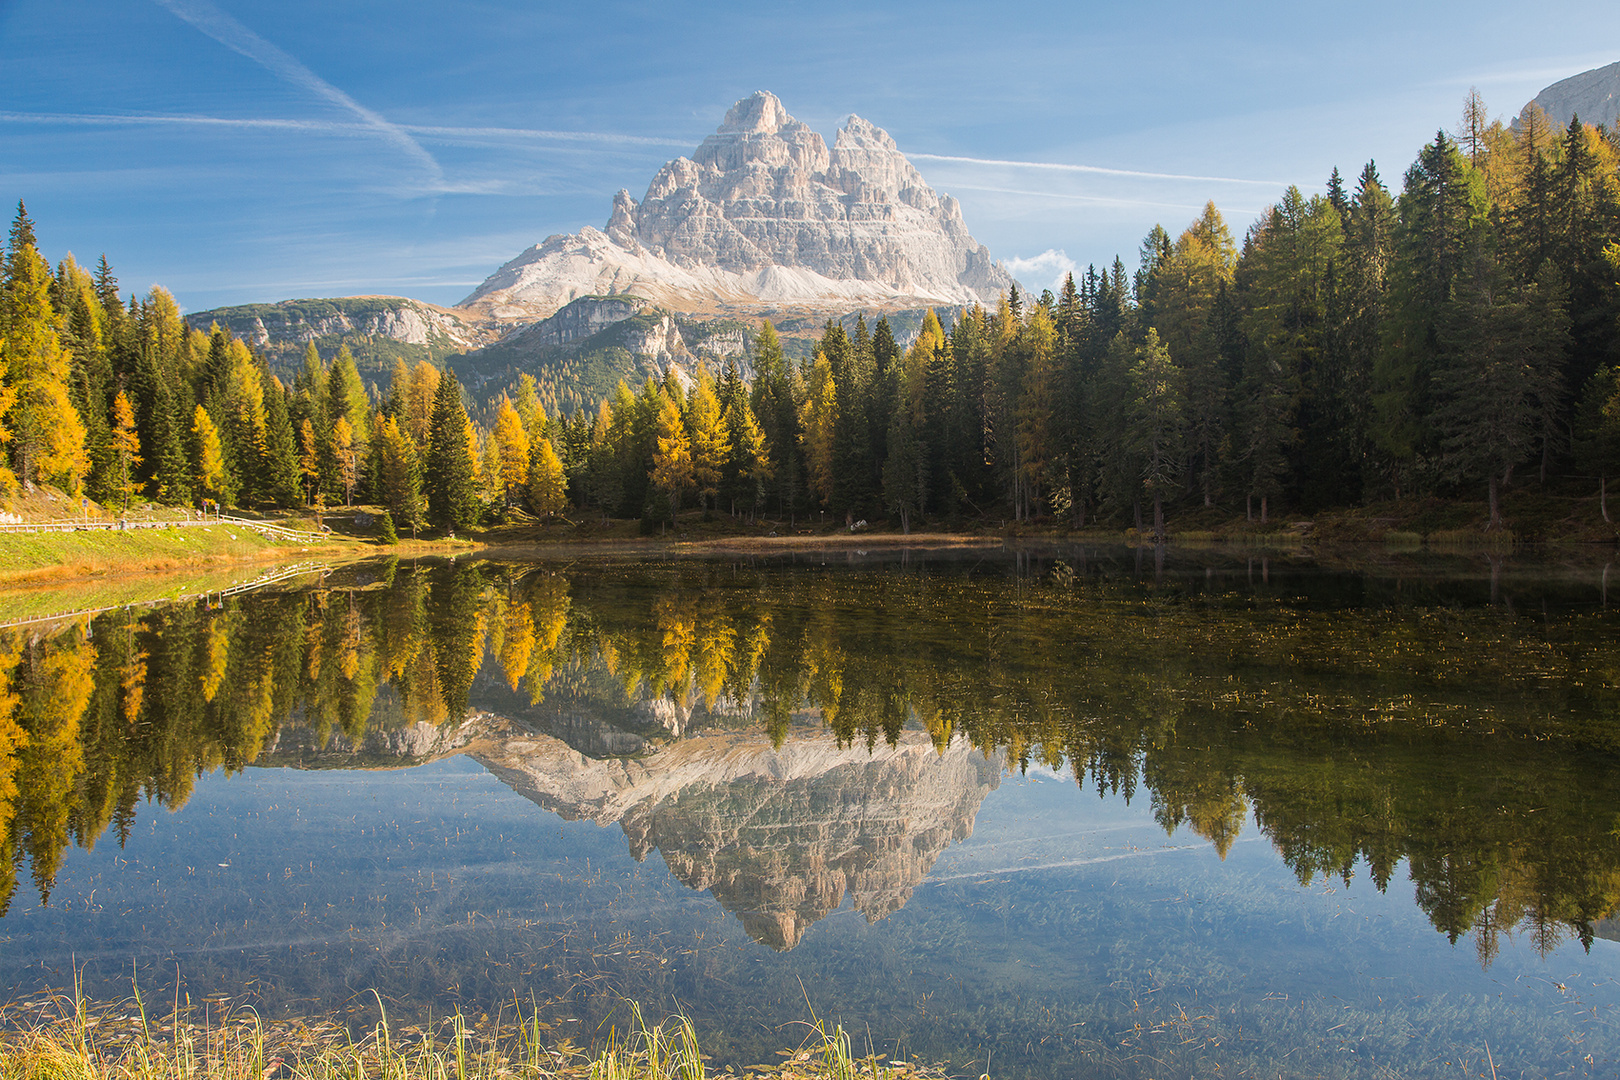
[0,110,355,134]
[944,181,1256,216]
[152,0,443,184]
[0,109,693,152]
[910,152,1286,188]
[402,124,692,148]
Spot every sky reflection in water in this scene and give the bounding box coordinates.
[0,548,1617,1078]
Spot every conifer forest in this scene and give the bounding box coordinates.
[8,96,1620,537]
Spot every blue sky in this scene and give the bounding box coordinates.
[3,0,1618,313]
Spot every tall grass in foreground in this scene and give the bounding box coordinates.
[0,984,947,1080]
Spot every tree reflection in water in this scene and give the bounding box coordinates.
[2,551,1618,965]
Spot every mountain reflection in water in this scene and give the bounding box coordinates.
[2,549,1620,970]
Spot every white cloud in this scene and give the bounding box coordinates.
[1005,249,1078,295]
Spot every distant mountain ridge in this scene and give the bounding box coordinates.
[459,91,1015,321]
[1527,59,1620,128]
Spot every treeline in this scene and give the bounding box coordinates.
[0,202,554,531]
[7,93,1620,532]
[519,96,1620,533]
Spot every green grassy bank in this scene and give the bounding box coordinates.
[0,524,348,587]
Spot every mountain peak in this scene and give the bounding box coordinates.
[716,90,792,134]
[459,92,1013,320]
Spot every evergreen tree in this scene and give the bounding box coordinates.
[425,370,478,530]
[1573,365,1620,522]
[260,375,302,507]
[1128,329,1186,538]
[376,415,424,536]
[1432,246,1538,529]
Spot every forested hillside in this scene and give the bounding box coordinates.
[4,92,1619,536]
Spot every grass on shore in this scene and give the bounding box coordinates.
[0,986,950,1080]
[0,524,350,587]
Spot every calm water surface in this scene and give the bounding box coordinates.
[1,546,1618,1078]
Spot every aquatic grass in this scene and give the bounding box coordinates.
[0,991,951,1080]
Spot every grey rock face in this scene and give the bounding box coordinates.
[507,295,648,350]
[1528,60,1620,130]
[461,91,1015,319]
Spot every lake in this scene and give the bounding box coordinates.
[1,544,1617,1078]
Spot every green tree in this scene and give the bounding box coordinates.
[1573,365,1620,522]
[376,414,424,536]
[425,370,478,530]
[1128,329,1186,538]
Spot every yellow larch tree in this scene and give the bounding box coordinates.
[493,397,531,507]
[650,392,692,521]
[110,390,142,511]
[686,373,728,513]
[189,406,226,509]
[801,351,837,507]
[528,436,567,518]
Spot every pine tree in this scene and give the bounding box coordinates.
[425,370,478,530]
[1128,329,1186,538]
[376,415,424,536]
[1432,246,1537,529]
[1573,365,1620,522]
[723,397,770,517]
[260,374,302,506]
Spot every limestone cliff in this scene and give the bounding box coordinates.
[1527,59,1620,130]
[460,91,1015,321]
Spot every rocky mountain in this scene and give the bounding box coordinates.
[185,92,1014,414]
[1526,59,1620,129]
[261,655,1005,951]
[185,296,501,391]
[473,727,1003,951]
[460,91,1015,321]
